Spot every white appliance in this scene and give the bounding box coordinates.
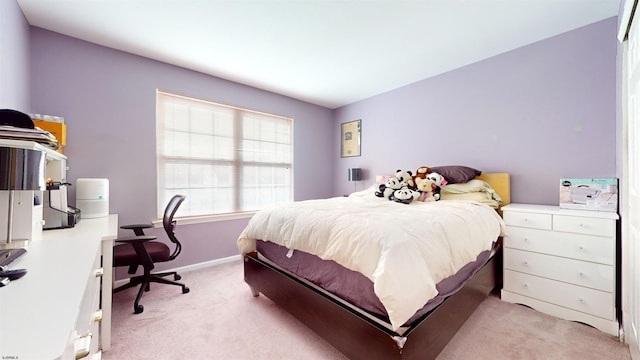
[570,186,602,204]
[0,139,66,247]
[43,182,80,229]
[76,178,109,218]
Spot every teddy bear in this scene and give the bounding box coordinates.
[425,171,447,201]
[413,165,432,182]
[414,177,438,202]
[390,187,420,204]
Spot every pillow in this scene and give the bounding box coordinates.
[440,179,502,208]
[431,165,481,184]
[375,175,392,184]
[439,192,500,208]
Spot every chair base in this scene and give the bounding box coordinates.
[114,271,190,314]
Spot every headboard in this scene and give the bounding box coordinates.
[475,173,511,207]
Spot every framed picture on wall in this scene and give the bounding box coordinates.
[341,119,361,157]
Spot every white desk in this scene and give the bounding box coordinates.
[0,214,118,360]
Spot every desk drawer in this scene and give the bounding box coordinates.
[503,248,614,292]
[504,270,614,320]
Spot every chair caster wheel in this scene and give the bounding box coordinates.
[134,304,144,314]
[175,274,181,281]
[183,287,190,294]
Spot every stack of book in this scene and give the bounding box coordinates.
[0,125,59,150]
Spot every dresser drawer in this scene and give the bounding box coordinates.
[503,270,614,320]
[504,211,552,230]
[503,226,614,265]
[503,248,614,292]
[553,215,615,237]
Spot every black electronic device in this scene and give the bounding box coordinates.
[0,268,27,281]
[0,248,27,269]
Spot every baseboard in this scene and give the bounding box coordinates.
[113,254,242,288]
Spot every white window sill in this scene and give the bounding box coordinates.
[151,211,255,227]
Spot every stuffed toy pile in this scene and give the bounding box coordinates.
[415,171,447,202]
[375,166,447,204]
[375,169,418,204]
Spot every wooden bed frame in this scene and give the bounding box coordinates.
[243,173,510,360]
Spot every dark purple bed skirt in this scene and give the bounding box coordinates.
[256,240,493,327]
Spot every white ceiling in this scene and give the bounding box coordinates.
[17,0,620,109]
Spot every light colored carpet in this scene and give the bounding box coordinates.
[103,260,631,360]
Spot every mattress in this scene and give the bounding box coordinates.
[256,239,495,327]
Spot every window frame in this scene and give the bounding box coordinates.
[155,90,294,221]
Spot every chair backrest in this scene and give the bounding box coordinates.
[163,194,186,260]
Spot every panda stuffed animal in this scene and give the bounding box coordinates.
[375,169,416,199]
[394,169,416,190]
[390,187,420,204]
[375,176,404,199]
[425,171,448,201]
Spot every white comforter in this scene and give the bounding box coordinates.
[237,195,506,331]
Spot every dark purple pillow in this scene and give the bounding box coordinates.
[431,165,481,184]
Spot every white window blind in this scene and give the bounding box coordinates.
[156,90,293,218]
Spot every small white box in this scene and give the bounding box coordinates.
[76,178,109,218]
[559,178,618,212]
[0,191,43,242]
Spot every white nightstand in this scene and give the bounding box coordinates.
[501,203,619,336]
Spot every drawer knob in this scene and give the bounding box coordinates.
[522,284,528,289]
[93,309,103,323]
[74,333,92,359]
[523,261,528,266]
[95,268,104,278]
[579,246,584,251]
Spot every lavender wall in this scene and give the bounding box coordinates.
[0,0,30,110]
[1,6,620,271]
[334,17,618,206]
[28,28,334,272]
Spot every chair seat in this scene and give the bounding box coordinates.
[113,241,171,267]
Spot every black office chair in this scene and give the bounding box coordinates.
[113,194,190,314]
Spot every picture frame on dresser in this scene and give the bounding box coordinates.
[500,203,620,337]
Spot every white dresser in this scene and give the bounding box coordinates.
[0,214,118,360]
[501,204,619,336]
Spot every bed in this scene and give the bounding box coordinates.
[238,171,510,360]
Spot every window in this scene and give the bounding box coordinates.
[156,90,293,219]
